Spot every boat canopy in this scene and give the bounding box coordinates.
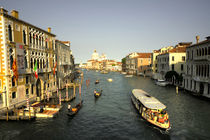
[132,89,166,110]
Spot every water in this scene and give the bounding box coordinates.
[1,70,210,140]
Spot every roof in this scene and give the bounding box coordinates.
[135,53,152,58]
[188,38,210,48]
[1,9,55,37]
[132,89,166,110]
[168,46,186,53]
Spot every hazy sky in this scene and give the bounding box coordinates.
[1,0,210,63]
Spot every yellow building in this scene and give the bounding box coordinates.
[0,8,57,111]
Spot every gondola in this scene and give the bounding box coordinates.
[67,101,83,117]
[94,90,102,98]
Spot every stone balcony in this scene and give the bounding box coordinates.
[194,55,210,61]
[193,76,210,83]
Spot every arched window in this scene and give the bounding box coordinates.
[29,32,32,44]
[43,59,46,68]
[33,34,35,44]
[10,55,13,69]
[36,35,38,45]
[24,50,27,68]
[199,49,201,56]
[34,59,36,68]
[205,48,207,55]
[40,59,42,69]
[39,36,41,46]
[31,58,33,69]
[8,25,12,41]
[37,59,39,69]
[208,47,210,55]
[202,48,204,56]
[23,30,26,44]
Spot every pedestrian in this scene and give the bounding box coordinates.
[68,103,71,112]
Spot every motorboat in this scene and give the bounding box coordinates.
[131,89,170,130]
[94,90,102,98]
[95,80,100,84]
[155,79,169,87]
[121,72,127,75]
[107,78,113,82]
[125,75,133,77]
[100,70,108,74]
[67,101,83,117]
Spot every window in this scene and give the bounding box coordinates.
[0,94,3,103]
[12,77,15,86]
[181,64,184,71]
[8,25,12,41]
[0,79,2,90]
[24,50,27,68]
[26,76,29,84]
[29,32,32,44]
[15,24,20,31]
[23,30,26,44]
[172,64,174,71]
[26,88,29,95]
[12,92,16,99]
[31,84,34,94]
[182,56,185,61]
[31,58,33,69]
[172,56,174,61]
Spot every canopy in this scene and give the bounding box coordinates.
[132,89,166,110]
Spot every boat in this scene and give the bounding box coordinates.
[94,90,102,98]
[100,70,108,74]
[131,89,170,130]
[95,80,100,84]
[67,101,83,117]
[155,79,169,87]
[125,75,133,78]
[107,78,113,82]
[121,72,127,75]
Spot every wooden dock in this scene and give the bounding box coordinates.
[0,115,35,121]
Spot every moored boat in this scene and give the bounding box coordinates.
[125,75,133,78]
[155,79,169,87]
[131,89,170,130]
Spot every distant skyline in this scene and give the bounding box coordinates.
[1,0,210,63]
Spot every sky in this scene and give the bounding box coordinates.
[1,0,210,63]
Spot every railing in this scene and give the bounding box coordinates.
[193,76,210,82]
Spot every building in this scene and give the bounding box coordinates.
[125,52,152,75]
[0,8,57,111]
[56,40,75,89]
[156,42,191,82]
[151,46,174,79]
[183,36,210,98]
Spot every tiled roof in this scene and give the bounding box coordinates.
[168,46,186,53]
[135,53,152,58]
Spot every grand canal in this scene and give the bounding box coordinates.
[0,70,210,140]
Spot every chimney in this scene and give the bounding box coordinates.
[196,35,200,44]
[206,36,210,40]
[0,7,8,14]
[48,27,51,33]
[11,10,19,19]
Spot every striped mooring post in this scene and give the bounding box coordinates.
[59,93,61,105]
[27,98,29,109]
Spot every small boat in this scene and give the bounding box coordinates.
[95,80,100,84]
[94,90,102,98]
[121,72,127,75]
[125,75,133,78]
[155,79,169,87]
[107,78,113,82]
[131,89,170,130]
[100,70,108,74]
[67,101,83,117]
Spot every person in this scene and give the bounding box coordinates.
[68,103,72,112]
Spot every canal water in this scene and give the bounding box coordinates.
[0,70,210,140]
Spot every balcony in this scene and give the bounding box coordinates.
[193,76,210,83]
[194,55,210,61]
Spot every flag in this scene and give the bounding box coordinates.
[53,62,57,75]
[34,60,38,79]
[12,59,18,82]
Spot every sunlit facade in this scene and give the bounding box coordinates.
[0,8,57,110]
